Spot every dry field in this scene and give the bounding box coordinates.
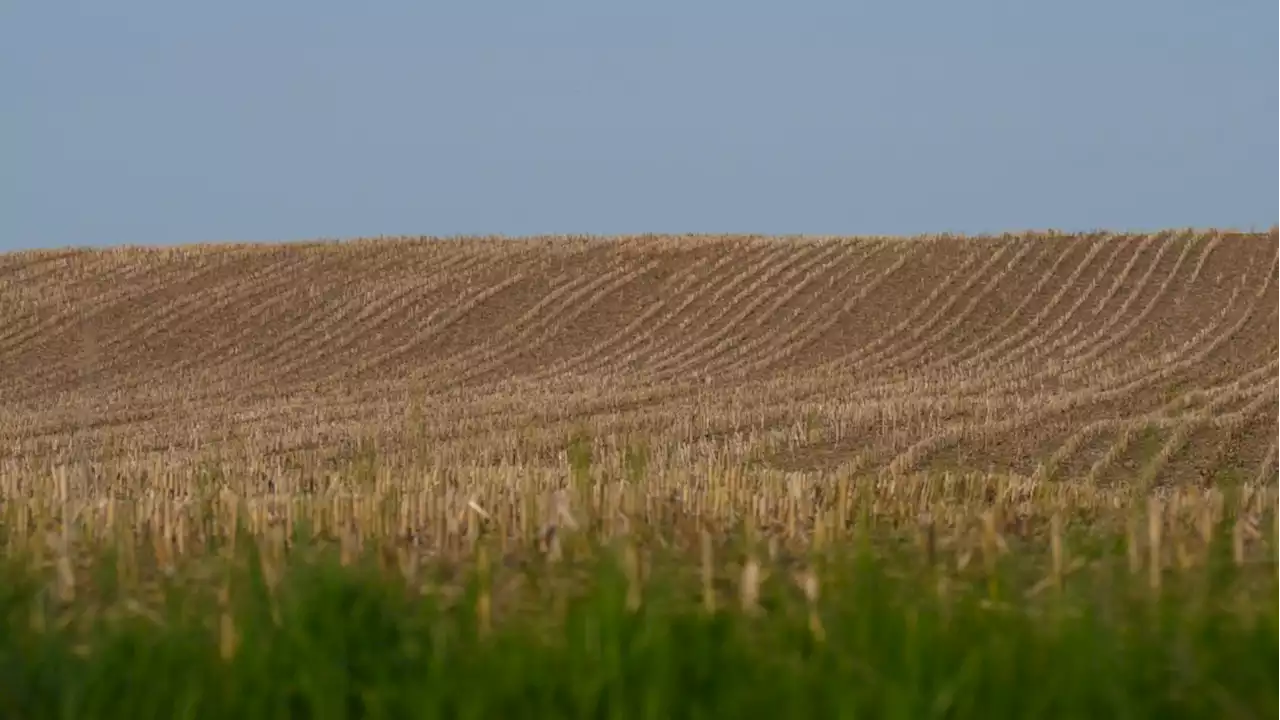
[0,229,1276,558]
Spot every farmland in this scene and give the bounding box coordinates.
[0,229,1276,717]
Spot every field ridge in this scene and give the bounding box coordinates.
[0,230,1274,487]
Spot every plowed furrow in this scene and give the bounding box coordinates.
[705,239,888,378]
[921,233,1198,404]
[1021,230,1212,393]
[778,237,967,381]
[642,241,833,380]
[579,242,779,380]
[1095,358,1280,481]
[448,257,665,386]
[1097,386,1276,488]
[525,240,917,422]
[2,230,1272,484]
[912,233,1078,355]
[1039,233,1187,368]
[406,244,618,376]
[117,250,320,378]
[860,289,1249,476]
[884,252,1277,475]
[0,253,257,399]
[609,241,791,378]
[865,235,1043,378]
[939,233,1127,378]
[741,238,926,379]
[101,254,322,387]
[808,233,1111,409]
[680,240,871,377]
[0,249,86,290]
[288,249,534,387]
[854,268,1249,427]
[813,237,1010,377]
[982,233,1163,375]
[6,246,251,359]
[249,248,484,388]
[425,255,658,384]
[0,253,205,359]
[1186,231,1227,284]
[833,236,1146,410]
[922,233,1105,373]
[656,241,846,380]
[131,251,347,391]
[518,250,721,384]
[408,273,602,382]
[341,271,531,385]
[925,232,1173,394]
[223,247,458,382]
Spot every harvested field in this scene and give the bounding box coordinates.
[1,230,1276,717]
[0,229,1275,488]
[0,227,1275,554]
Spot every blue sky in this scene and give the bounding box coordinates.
[3,1,1276,250]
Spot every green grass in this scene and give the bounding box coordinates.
[0,526,1274,720]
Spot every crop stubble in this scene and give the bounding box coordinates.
[0,230,1275,556]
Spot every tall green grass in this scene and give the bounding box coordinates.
[1,522,1274,720]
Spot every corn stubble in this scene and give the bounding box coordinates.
[0,229,1276,717]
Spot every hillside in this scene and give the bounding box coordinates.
[0,230,1275,489]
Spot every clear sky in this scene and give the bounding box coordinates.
[4,1,1276,250]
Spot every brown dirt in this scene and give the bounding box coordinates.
[0,230,1275,487]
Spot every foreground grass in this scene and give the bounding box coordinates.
[0,523,1274,720]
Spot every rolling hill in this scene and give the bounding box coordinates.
[0,229,1275,492]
